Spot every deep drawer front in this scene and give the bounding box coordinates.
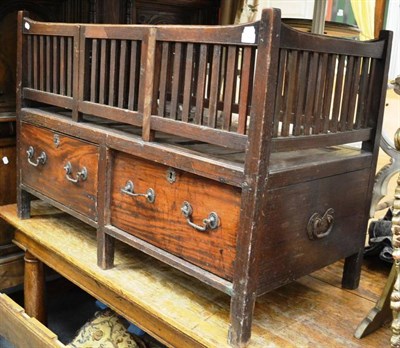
[258,169,370,293]
[20,123,99,220]
[110,151,241,280]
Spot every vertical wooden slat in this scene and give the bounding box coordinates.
[157,42,169,116]
[304,52,319,135]
[60,36,65,95]
[108,39,116,106]
[52,36,58,94]
[127,41,138,110]
[90,39,98,102]
[355,57,370,129]
[39,36,44,90]
[330,55,345,132]
[346,56,362,130]
[194,44,208,125]
[99,39,107,104]
[27,35,32,88]
[33,35,38,90]
[182,43,194,122]
[170,43,182,120]
[67,37,72,97]
[237,46,252,134]
[59,37,65,95]
[222,46,237,130]
[246,48,256,122]
[273,49,287,136]
[339,55,354,131]
[45,36,51,92]
[117,40,127,108]
[281,50,298,136]
[322,54,336,133]
[141,28,156,141]
[151,43,162,115]
[75,25,84,121]
[293,51,309,135]
[313,53,328,134]
[208,44,221,128]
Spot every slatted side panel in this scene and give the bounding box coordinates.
[84,38,142,111]
[26,34,74,97]
[272,50,376,138]
[152,41,257,136]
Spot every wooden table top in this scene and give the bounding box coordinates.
[0,202,390,347]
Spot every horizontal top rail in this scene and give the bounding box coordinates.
[18,9,392,152]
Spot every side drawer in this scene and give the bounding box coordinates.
[19,123,99,221]
[258,169,371,293]
[0,293,65,347]
[110,151,241,280]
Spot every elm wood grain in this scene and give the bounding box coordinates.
[105,225,233,294]
[257,168,370,295]
[0,294,65,348]
[23,88,73,109]
[154,23,259,46]
[110,151,241,279]
[271,128,373,152]
[279,23,385,58]
[141,28,156,142]
[0,203,391,348]
[150,117,248,151]
[16,10,393,346]
[97,146,114,270]
[19,123,99,220]
[24,251,46,324]
[228,9,281,346]
[20,109,245,187]
[78,101,144,126]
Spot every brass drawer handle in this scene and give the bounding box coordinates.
[26,146,47,167]
[121,180,156,203]
[64,161,88,183]
[181,201,219,232]
[307,208,335,240]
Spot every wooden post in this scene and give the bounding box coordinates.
[24,251,47,325]
[229,9,281,347]
[16,10,32,219]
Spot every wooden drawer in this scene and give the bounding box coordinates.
[258,169,371,293]
[110,151,241,280]
[20,123,99,221]
[0,293,65,347]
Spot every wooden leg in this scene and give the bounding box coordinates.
[24,251,46,325]
[97,229,115,270]
[17,189,31,219]
[354,264,395,338]
[342,248,363,289]
[228,289,256,347]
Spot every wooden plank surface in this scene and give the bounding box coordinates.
[0,203,391,347]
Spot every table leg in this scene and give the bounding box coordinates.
[24,251,47,325]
